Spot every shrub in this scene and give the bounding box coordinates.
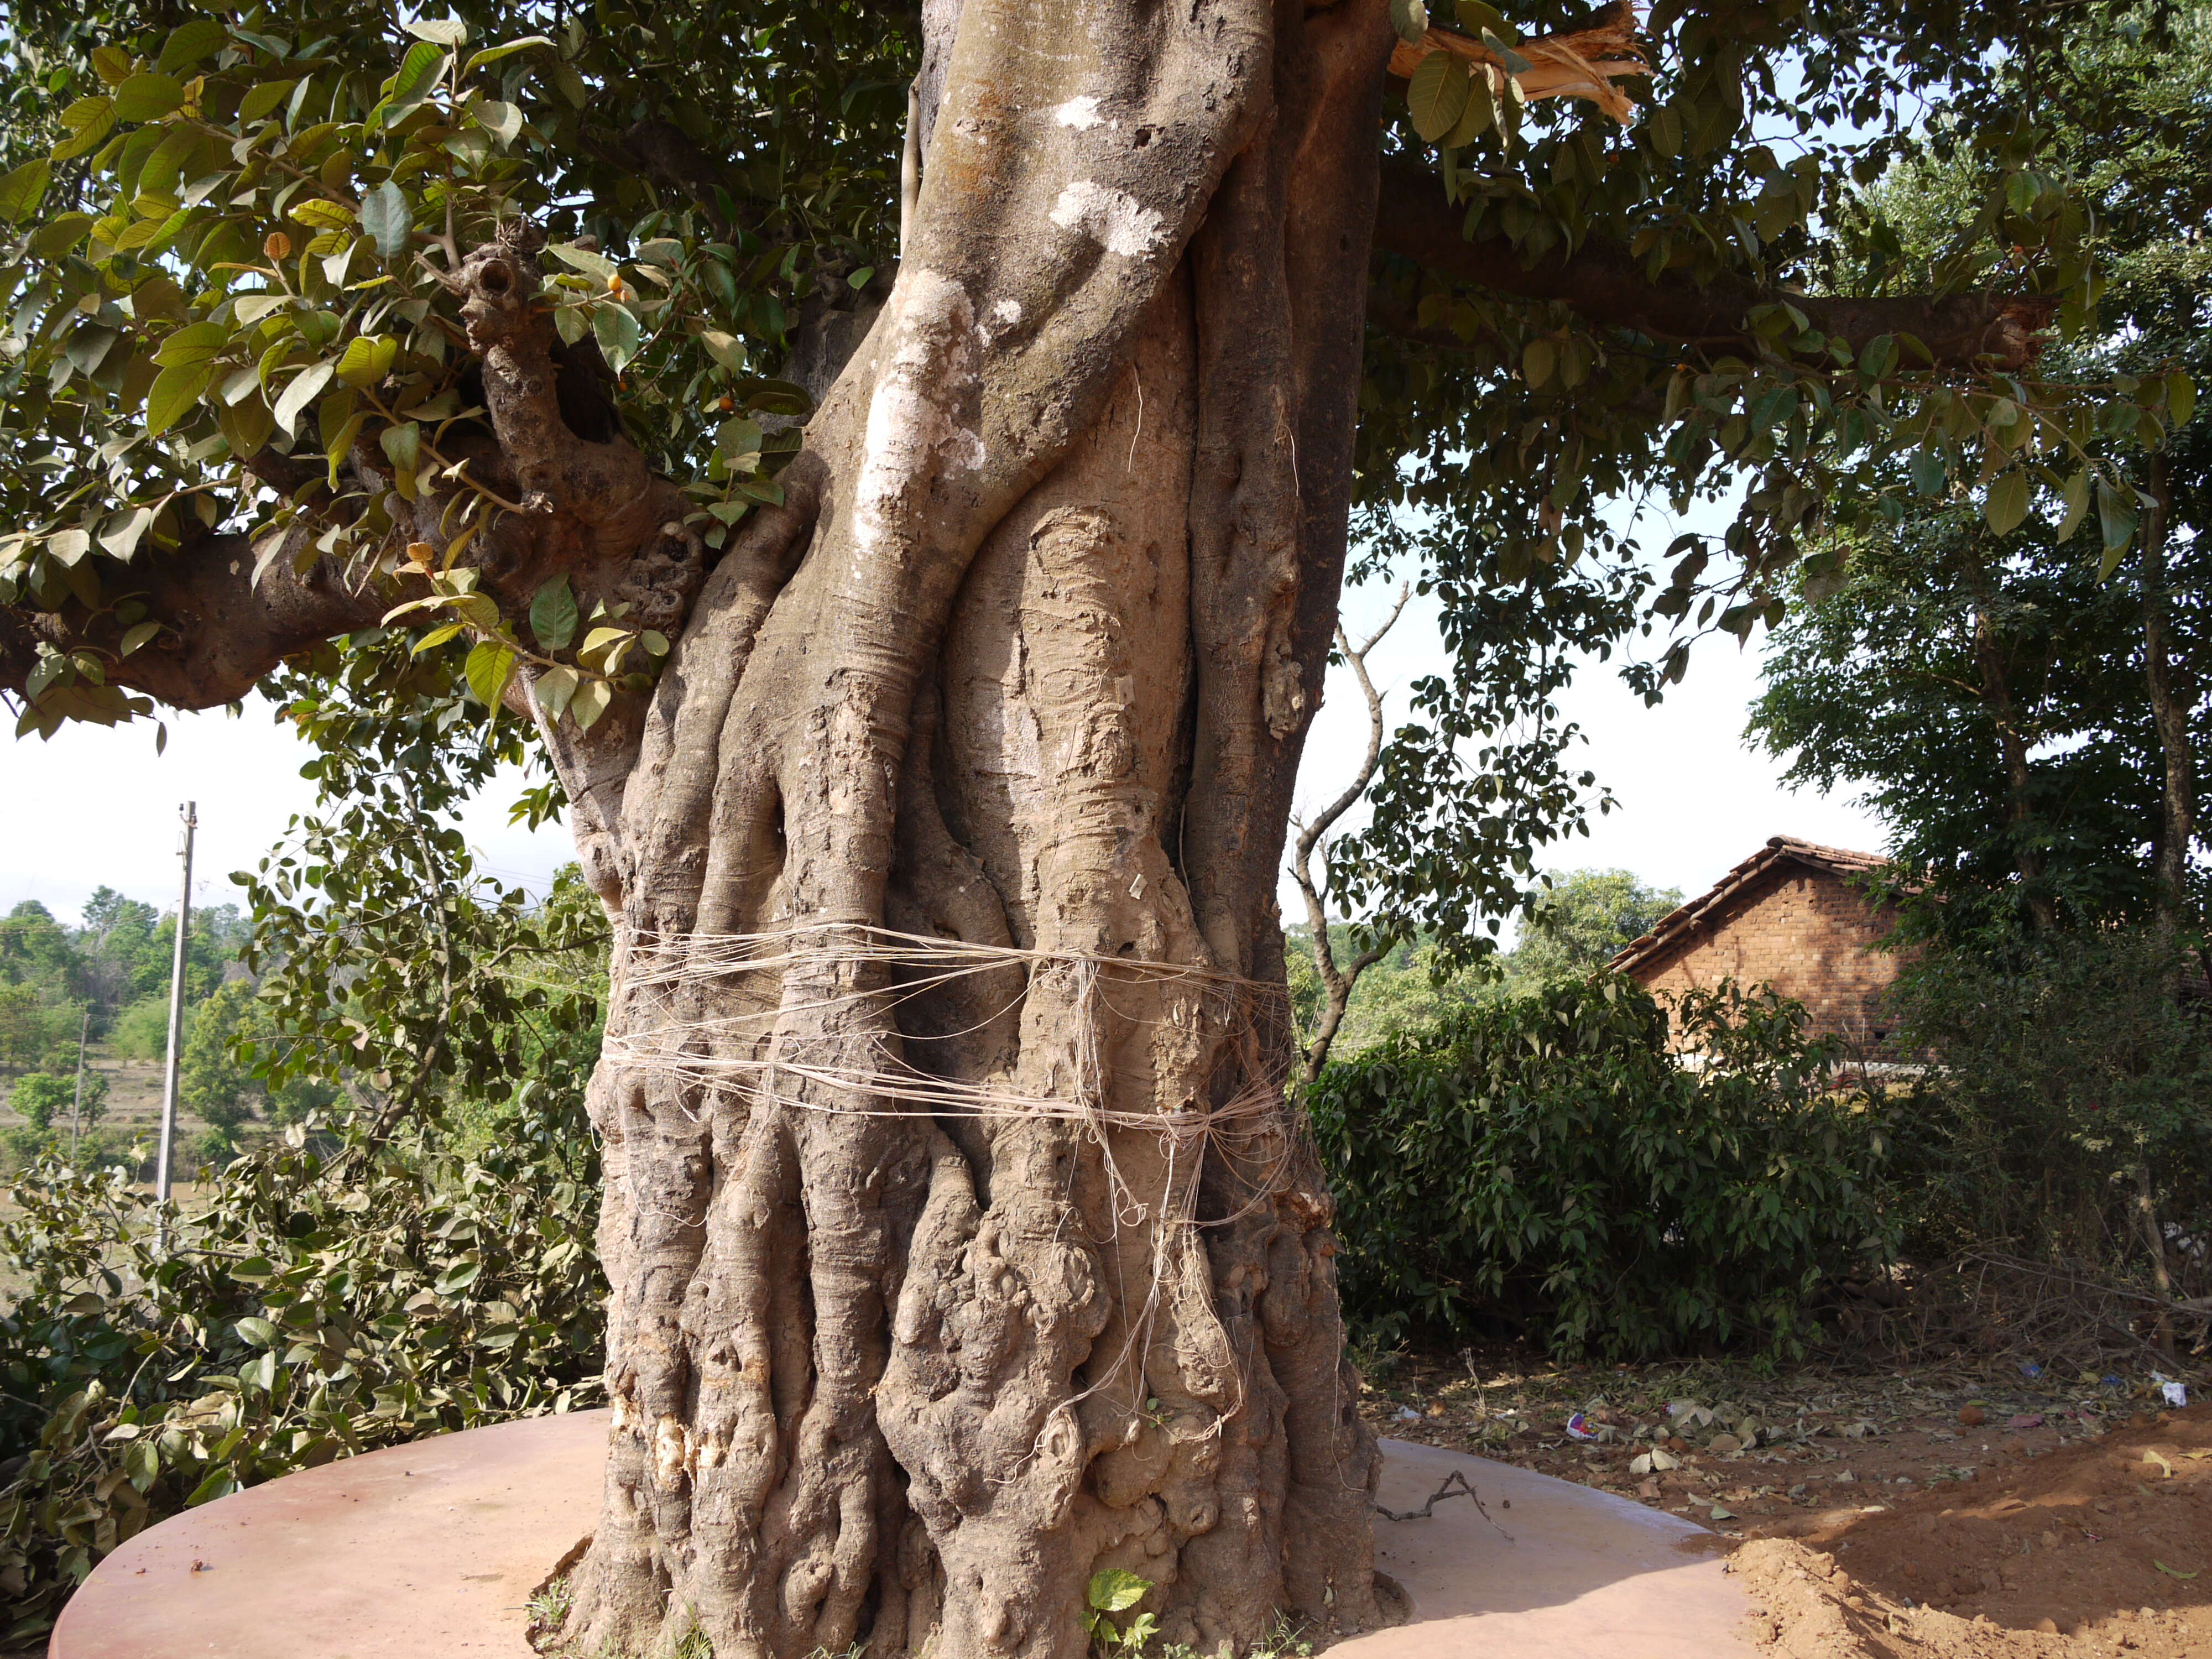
[0,1111,602,1642]
[107,996,172,1063]
[1883,927,2212,1282]
[1308,975,1896,1359]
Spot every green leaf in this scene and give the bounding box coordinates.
[380,420,422,474]
[546,241,618,282]
[569,677,612,732]
[466,641,517,709]
[1523,338,1557,390]
[118,620,161,656]
[360,181,412,258]
[1407,54,1472,144]
[848,265,876,291]
[530,577,579,650]
[31,212,93,255]
[91,45,133,86]
[593,305,641,372]
[698,329,746,372]
[464,36,556,75]
[234,1316,279,1348]
[404,15,471,47]
[473,98,523,144]
[2154,1561,2200,1582]
[410,621,466,654]
[2167,371,2195,429]
[1983,469,2030,537]
[289,197,355,231]
[2056,468,2092,541]
[389,41,452,108]
[0,159,51,224]
[186,1469,239,1507]
[1442,70,1496,147]
[159,19,228,73]
[333,335,398,389]
[101,506,157,561]
[2095,477,2138,576]
[535,663,580,719]
[51,98,117,161]
[1087,1569,1151,1614]
[273,363,333,438]
[1389,0,1431,46]
[239,79,296,123]
[113,72,187,123]
[1910,447,1947,498]
[145,361,214,437]
[154,320,229,367]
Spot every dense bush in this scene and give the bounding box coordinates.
[0,1112,602,1642]
[1308,975,1896,1359]
[1882,927,2212,1285]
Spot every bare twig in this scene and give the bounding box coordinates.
[1291,586,1409,1081]
[1374,1468,1513,1540]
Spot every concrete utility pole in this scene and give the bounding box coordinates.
[155,801,197,1204]
[70,1007,88,1157]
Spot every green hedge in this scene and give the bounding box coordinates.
[1307,975,1896,1359]
[0,1112,602,1643]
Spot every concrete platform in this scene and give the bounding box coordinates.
[51,1413,1754,1658]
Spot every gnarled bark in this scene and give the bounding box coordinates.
[526,0,1402,1653]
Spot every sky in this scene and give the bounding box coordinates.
[1,702,569,924]
[1290,571,1884,920]
[1,578,1883,933]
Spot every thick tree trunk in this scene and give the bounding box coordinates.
[524,0,1401,1653]
[1959,534,2055,931]
[2140,457,2195,943]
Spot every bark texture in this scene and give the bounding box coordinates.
[522,0,1406,1652]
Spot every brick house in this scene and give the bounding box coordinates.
[1606,836,1908,1051]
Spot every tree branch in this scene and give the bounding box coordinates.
[1374,155,2056,372]
[1292,585,1409,1082]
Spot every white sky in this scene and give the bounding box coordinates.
[1,603,1882,936]
[3,488,1884,930]
[1295,571,1884,921]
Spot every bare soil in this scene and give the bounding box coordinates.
[1358,1348,2212,1659]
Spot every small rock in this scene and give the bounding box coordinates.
[2036,1618,2060,1634]
[1958,1405,1987,1427]
[2010,1412,2044,1430]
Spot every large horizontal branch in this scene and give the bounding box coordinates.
[1374,155,2054,373]
[0,525,387,712]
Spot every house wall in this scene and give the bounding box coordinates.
[1626,865,1906,1050]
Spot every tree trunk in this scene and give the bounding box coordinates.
[1960,532,2055,931]
[2140,456,2195,945]
[526,0,1401,1653]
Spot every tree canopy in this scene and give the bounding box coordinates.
[1752,12,2209,938]
[0,0,2194,955]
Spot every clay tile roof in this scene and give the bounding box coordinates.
[1605,834,1891,978]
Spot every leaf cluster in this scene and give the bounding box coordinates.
[1308,973,1896,1358]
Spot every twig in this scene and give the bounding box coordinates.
[1291,585,1410,1081]
[1375,1468,1513,1540]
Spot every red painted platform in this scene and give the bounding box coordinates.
[51,1412,1752,1658]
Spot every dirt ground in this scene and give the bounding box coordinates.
[1358,1345,2212,1657]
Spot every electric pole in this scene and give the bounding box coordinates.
[70,1007,88,1158]
[155,801,196,1204]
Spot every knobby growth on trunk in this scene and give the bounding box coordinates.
[523,0,1401,1651]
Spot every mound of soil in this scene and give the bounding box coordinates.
[1732,1405,2212,1658]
